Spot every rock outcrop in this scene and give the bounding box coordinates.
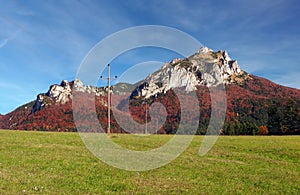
[131,46,250,98]
[47,80,72,104]
[31,80,72,114]
[31,79,105,114]
[73,79,105,96]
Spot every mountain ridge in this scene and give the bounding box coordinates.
[1,46,299,135]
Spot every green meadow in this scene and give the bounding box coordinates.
[0,130,299,194]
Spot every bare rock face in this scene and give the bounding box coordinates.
[132,46,250,99]
[73,79,85,92]
[31,80,72,114]
[31,94,54,114]
[31,79,106,114]
[31,79,106,113]
[73,79,105,96]
[47,80,72,104]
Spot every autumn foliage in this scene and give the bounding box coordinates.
[0,75,300,135]
[259,126,269,135]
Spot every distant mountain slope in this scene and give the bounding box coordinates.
[1,47,299,135]
[224,75,300,135]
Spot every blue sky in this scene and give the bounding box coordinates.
[0,0,299,114]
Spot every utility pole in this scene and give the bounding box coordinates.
[143,102,148,134]
[107,64,111,134]
[145,103,147,134]
[100,64,117,134]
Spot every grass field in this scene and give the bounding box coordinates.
[0,130,299,194]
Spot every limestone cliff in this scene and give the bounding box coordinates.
[131,46,250,98]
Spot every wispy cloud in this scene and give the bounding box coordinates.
[273,72,300,89]
[0,29,21,49]
[0,38,8,48]
[0,81,22,90]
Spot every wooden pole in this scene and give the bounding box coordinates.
[107,64,111,134]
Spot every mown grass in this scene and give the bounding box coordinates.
[0,130,299,194]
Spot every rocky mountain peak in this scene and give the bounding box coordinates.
[131,46,250,99]
[31,79,106,114]
[46,80,72,104]
[32,80,72,113]
[196,46,214,54]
